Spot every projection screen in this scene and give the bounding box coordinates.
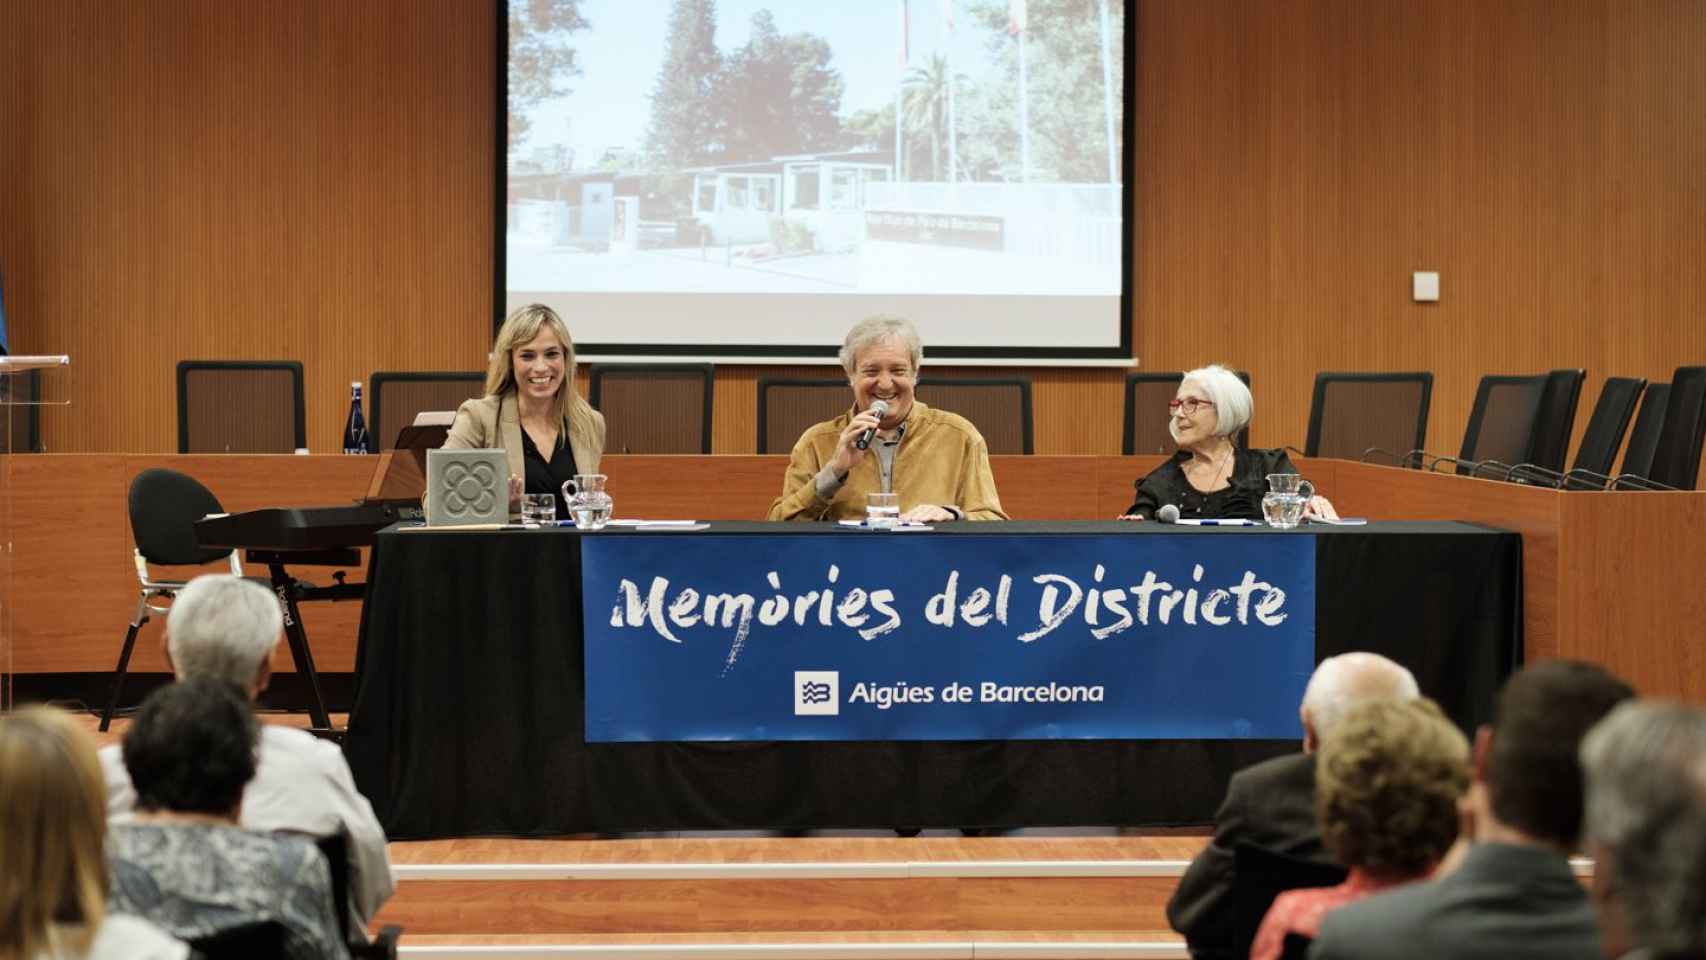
[500,0,1132,359]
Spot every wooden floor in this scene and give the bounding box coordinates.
[84,712,1203,957]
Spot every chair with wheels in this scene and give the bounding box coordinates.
[177,360,305,453]
[1305,371,1433,464]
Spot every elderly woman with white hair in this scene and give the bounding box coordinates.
[768,315,1007,523]
[1121,363,1337,521]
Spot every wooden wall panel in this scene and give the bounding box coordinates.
[2,1,1703,488]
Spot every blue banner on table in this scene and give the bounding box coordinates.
[581,533,1315,742]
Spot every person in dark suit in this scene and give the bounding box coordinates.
[1166,652,1420,960]
[1308,660,1636,960]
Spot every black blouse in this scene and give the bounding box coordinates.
[520,425,580,518]
[1125,447,1299,521]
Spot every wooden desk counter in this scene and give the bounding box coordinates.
[9,454,1704,701]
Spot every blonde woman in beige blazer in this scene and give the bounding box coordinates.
[444,304,606,515]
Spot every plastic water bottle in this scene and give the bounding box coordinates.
[342,381,371,454]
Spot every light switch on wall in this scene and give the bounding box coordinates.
[1413,271,1440,302]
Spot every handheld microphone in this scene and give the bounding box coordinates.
[854,399,889,451]
[1156,503,1181,524]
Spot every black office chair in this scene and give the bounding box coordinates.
[177,360,306,453]
[1441,374,1549,478]
[100,469,243,731]
[756,377,852,454]
[1526,368,1586,474]
[1122,370,1252,455]
[187,920,291,960]
[1229,842,1347,960]
[1511,376,1645,489]
[368,371,484,450]
[0,367,42,453]
[316,834,402,959]
[915,377,1034,454]
[1641,366,1706,490]
[587,363,714,453]
[1305,371,1432,464]
[1615,382,1670,487]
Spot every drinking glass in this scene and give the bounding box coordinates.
[1263,473,1314,529]
[562,473,614,531]
[866,492,900,530]
[521,493,555,525]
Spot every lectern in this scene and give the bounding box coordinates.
[0,355,68,711]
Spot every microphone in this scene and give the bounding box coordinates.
[854,399,889,451]
[1155,503,1181,524]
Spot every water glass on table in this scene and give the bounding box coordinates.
[521,494,555,526]
[1262,473,1314,529]
[866,492,900,530]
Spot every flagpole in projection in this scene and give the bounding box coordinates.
[1099,0,1117,184]
[1011,0,1030,183]
[895,0,908,182]
[945,0,957,186]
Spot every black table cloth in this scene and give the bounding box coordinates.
[344,520,1520,839]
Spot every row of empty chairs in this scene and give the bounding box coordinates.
[166,360,1706,489]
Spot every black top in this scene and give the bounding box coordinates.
[1125,447,1298,520]
[520,426,580,517]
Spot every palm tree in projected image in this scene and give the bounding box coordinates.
[902,54,955,182]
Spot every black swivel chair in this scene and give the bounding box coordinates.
[1525,368,1586,474]
[1439,374,1550,478]
[1614,382,1670,487]
[368,371,484,450]
[915,377,1034,454]
[1641,365,1706,490]
[1511,377,1646,489]
[1304,371,1433,464]
[1123,370,1252,455]
[177,360,306,453]
[100,469,244,731]
[1228,842,1347,960]
[756,377,852,454]
[587,363,714,453]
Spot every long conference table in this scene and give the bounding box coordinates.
[342,519,1521,838]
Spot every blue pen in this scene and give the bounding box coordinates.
[1192,519,1258,526]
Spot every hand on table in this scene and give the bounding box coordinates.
[507,474,524,510]
[900,504,957,524]
[1303,495,1339,520]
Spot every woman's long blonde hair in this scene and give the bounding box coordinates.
[486,303,598,450]
[0,706,108,960]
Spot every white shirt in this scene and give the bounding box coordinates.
[100,723,395,930]
[34,914,188,960]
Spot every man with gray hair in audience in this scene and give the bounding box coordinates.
[99,574,394,932]
[1167,651,1420,960]
[1581,701,1706,960]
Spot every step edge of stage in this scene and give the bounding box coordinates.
[395,939,1189,959]
[392,858,1196,881]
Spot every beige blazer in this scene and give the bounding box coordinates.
[444,392,606,482]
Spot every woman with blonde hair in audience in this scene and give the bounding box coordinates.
[0,706,186,960]
[1248,697,1469,960]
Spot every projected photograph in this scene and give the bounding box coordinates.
[506,0,1125,299]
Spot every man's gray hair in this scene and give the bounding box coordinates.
[839,315,923,376]
[165,575,282,687]
[1581,701,1706,955]
[1169,364,1252,443]
[1301,652,1420,741]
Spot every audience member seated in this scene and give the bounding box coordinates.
[1310,660,1635,960]
[1167,651,1418,960]
[0,706,187,960]
[1120,364,1337,521]
[1581,701,1706,960]
[99,574,394,930]
[1250,698,1469,960]
[107,679,350,960]
[767,314,1007,523]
